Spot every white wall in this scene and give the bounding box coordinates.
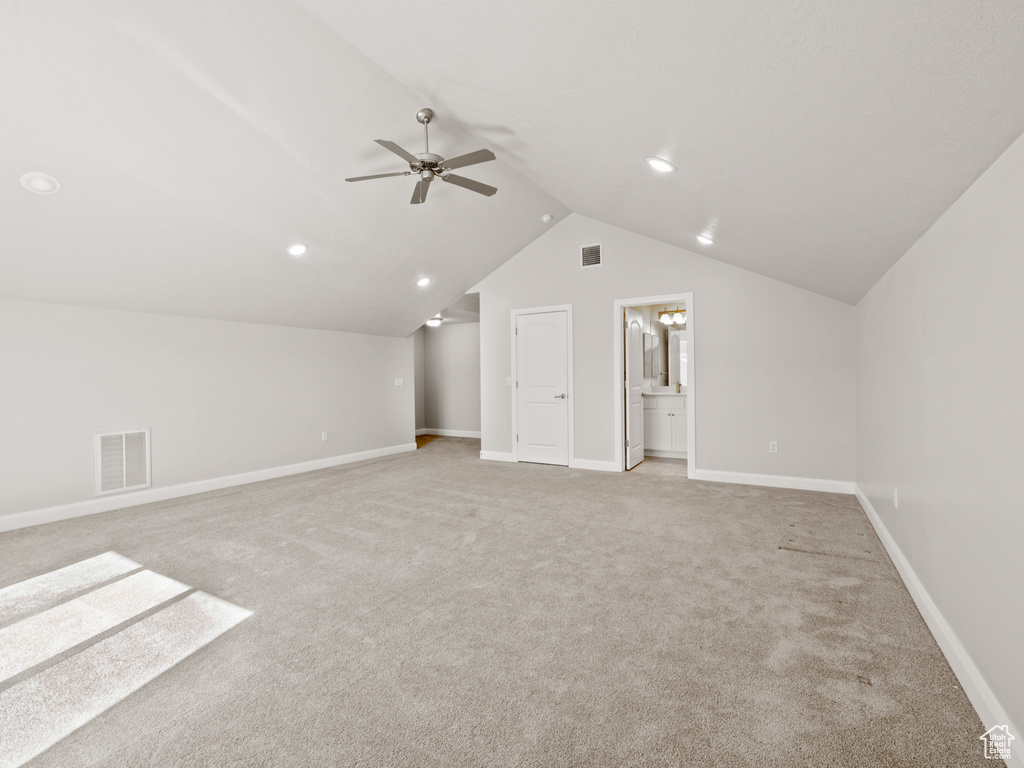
[412,326,426,431]
[0,299,414,520]
[475,214,856,482]
[422,322,481,436]
[857,131,1024,738]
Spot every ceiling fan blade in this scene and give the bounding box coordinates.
[375,139,420,165]
[443,148,496,170]
[410,180,430,204]
[442,174,497,197]
[345,171,411,182]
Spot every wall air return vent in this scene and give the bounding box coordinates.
[95,429,151,496]
[581,243,602,268]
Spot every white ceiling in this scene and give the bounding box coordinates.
[436,294,480,326]
[3,0,1024,335]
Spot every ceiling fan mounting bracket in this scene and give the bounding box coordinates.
[415,108,434,125]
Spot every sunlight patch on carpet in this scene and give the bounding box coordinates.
[0,552,140,627]
[0,554,251,768]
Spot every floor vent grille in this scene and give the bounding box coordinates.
[95,429,151,495]
[581,243,602,267]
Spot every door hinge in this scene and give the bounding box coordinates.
[625,439,629,447]
[623,320,628,329]
[516,434,519,442]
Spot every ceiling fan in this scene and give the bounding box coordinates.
[345,108,497,204]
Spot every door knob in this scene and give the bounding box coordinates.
[554,393,566,399]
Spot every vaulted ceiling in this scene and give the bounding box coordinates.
[3,0,1024,336]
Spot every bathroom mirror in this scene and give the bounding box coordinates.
[667,331,688,388]
[668,334,680,385]
[643,332,663,380]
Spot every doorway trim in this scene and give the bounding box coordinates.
[510,304,575,467]
[612,293,695,477]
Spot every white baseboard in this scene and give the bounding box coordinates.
[572,458,618,472]
[415,428,429,436]
[480,451,515,463]
[421,428,482,439]
[0,443,417,534]
[855,486,1021,764]
[694,469,855,494]
[643,450,687,460]
[479,453,617,471]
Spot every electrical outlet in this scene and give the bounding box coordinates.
[394,377,404,386]
[322,432,328,442]
[893,487,898,509]
[768,441,778,454]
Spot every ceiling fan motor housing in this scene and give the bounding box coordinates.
[415,153,443,180]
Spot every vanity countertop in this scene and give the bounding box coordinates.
[643,389,687,396]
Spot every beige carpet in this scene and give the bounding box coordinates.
[0,437,999,767]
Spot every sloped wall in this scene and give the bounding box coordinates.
[857,131,1024,738]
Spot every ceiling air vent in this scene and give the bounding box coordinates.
[581,243,602,268]
[95,429,151,496]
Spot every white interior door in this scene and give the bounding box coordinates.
[624,308,644,469]
[516,311,568,465]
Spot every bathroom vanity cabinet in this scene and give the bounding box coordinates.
[642,393,687,458]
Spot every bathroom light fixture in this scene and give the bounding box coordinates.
[645,157,675,173]
[286,243,307,257]
[20,172,62,194]
[658,307,686,326]
[426,315,443,327]
[417,277,430,287]
[697,234,714,245]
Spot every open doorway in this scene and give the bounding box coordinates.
[613,293,695,477]
[413,293,482,442]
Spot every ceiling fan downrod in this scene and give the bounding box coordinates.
[416,107,433,154]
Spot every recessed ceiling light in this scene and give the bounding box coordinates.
[286,243,308,257]
[697,234,714,245]
[644,157,675,173]
[426,315,442,327]
[417,277,430,287]
[20,172,62,194]
[540,213,553,224]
